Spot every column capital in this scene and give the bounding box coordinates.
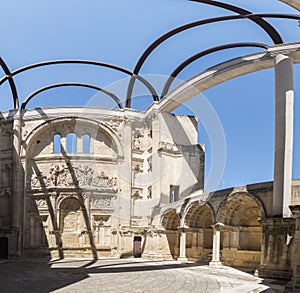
[269,50,293,59]
[289,205,300,218]
[211,222,224,230]
[178,225,189,232]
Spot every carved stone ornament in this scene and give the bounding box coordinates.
[30,164,118,191]
[35,198,48,208]
[57,193,87,208]
[103,119,122,131]
[92,196,112,208]
[93,215,110,227]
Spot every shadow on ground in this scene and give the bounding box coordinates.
[0,258,201,293]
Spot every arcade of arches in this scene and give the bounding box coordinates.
[0,106,300,288]
[1,9,300,291]
[156,193,264,268]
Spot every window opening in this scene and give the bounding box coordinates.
[169,185,179,203]
[53,134,61,154]
[66,133,77,154]
[83,134,90,154]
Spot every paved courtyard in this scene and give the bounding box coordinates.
[0,258,287,292]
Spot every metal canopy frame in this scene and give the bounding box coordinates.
[0,0,299,110]
[20,82,124,110]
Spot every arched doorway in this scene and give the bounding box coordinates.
[0,237,8,259]
[60,197,85,249]
[184,203,214,262]
[161,209,180,259]
[218,193,264,269]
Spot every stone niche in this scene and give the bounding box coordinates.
[0,191,11,227]
[60,197,86,248]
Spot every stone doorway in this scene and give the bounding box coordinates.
[133,236,142,258]
[0,237,8,259]
[60,197,85,248]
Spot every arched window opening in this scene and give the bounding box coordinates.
[53,134,61,154]
[83,134,91,154]
[66,133,77,154]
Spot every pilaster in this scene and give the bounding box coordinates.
[288,205,300,291]
[258,218,294,280]
[11,110,23,256]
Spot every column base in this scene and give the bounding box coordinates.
[257,267,292,280]
[177,257,188,263]
[209,261,222,268]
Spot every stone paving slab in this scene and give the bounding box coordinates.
[0,258,286,292]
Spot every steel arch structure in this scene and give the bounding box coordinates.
[20,82,124,110]
[0,0,299,111]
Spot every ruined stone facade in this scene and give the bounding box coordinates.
[0,106,204,259]
[0,105,300,293]
[0,104,299,287]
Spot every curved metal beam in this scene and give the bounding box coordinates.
[0,60,159,107]
[161,42,269,97]
[0,58,19,109]
[21,82,124,110]
[189,0,283,44]
[125,12,300,107]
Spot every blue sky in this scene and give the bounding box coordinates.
[0,0,299,191]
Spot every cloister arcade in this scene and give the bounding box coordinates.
[0,0,300,291]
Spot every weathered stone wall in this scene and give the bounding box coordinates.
[0,106,204,258]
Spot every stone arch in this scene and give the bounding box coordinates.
[217,192,265,225]
[184,203,214,228]
[158,43,300,112]
[217,192,264,268]
[59,197,86,248]
[160,209,180,259]
[183,203,214,261]
[57,193,85,211]
[161,209,180,230]
[23,116,124,159]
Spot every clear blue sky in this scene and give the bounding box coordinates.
[0,0,299,191]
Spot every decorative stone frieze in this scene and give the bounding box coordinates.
[29,163,118,191]
[92,196,113,209]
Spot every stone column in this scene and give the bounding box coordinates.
[289,205,300,291]
[12,109,23,256]
[273,54,294,217]
[209,223,223,267]
[177,227,188,263]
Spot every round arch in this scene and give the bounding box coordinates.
[216,191,265,267]
[161,209,180,230]
[183,202,214,228]
[217,191,266,225]
[23,116,124,159]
